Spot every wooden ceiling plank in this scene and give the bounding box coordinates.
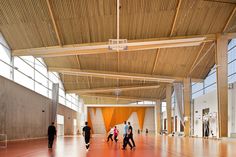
[67,84,160,93]
[170,0,182,36]
[46,0,62,46]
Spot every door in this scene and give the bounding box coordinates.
[180,122,184,132]
[164,119,167,130]
[175,116,177,132]
[171,117,174,132]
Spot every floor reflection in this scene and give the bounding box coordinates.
[1,135,236,157]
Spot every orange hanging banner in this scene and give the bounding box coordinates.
[137,108,146,130]
[101,107,115,132]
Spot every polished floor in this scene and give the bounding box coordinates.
[1,135,236,157]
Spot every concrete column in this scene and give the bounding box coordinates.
[184,78,191,136]
[166,84,172,134]
[216,34,228,138]
[155,100,161,134]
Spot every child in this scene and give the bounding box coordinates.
[107,127,114,142]
[114,126,119,142]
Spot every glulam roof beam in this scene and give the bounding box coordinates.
[67,84,160,94]
[48,67,203,83]
[12,34,217,57]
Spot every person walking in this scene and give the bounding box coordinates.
[122,121,133,150]
[107,127,114,142]
[83,122,91,151]
[48,122,56,149]
[128,122,136,148]
[146,128,149,135]
[114,126,119,142]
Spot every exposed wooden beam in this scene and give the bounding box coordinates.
[67,84,160,94]
[225,32,236,39]
[46,0,62,46]
[204,0,236,4]
[223,5,236,32]
[80,93,158,101]
[48,67,203,83]
[166,84,172,134]
[183,78,191,136]
[216,34,228,137]
[170,0,182,36]
[75,55,81,69]
[188,43,206,76]
[152,49,160,74]
[48,67,175,83]
[12,34,216,57]
[188,42,215,76]
[87,76,91,89]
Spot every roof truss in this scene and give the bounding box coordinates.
[80,93,158,101]
[12,34,216,57]
[48,67,203,83]
[67,84,160,94]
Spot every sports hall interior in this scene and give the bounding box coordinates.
[0,0,236,156]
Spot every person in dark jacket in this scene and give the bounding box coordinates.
[128,122,136,147]
[48,122,56,149]
[83,121,91,151]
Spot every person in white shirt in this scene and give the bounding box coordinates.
[107,127,114,142]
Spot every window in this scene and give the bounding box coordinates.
[0,36,11,79]
[162,102,167,113]
[192,38,236,99]
[0,35,80,111]
[14,57,34,90]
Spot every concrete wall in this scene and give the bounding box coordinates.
[143,107,155,132]
[0,76,79,140]
[89,108,106,134]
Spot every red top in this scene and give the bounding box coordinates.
[114,128,119,136]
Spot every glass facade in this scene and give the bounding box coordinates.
[0,35,79,111]
[192,39,236,99]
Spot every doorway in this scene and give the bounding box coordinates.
[73,119,77,135]
[57,114,64,136]
[202,108,210,137]
[164,119,167,130]
[175,116,177,132]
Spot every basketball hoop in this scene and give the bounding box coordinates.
[108,39,128,51]
[108,0,128,52]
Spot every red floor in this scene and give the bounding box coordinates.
[1,135,236,157]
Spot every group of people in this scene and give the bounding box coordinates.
[106,121,136,150]
[47,121,92,150]
[107,126,119,142]
[47,121,137,151]
[122,121,136,150]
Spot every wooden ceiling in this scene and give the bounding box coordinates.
[0,0,235,104]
